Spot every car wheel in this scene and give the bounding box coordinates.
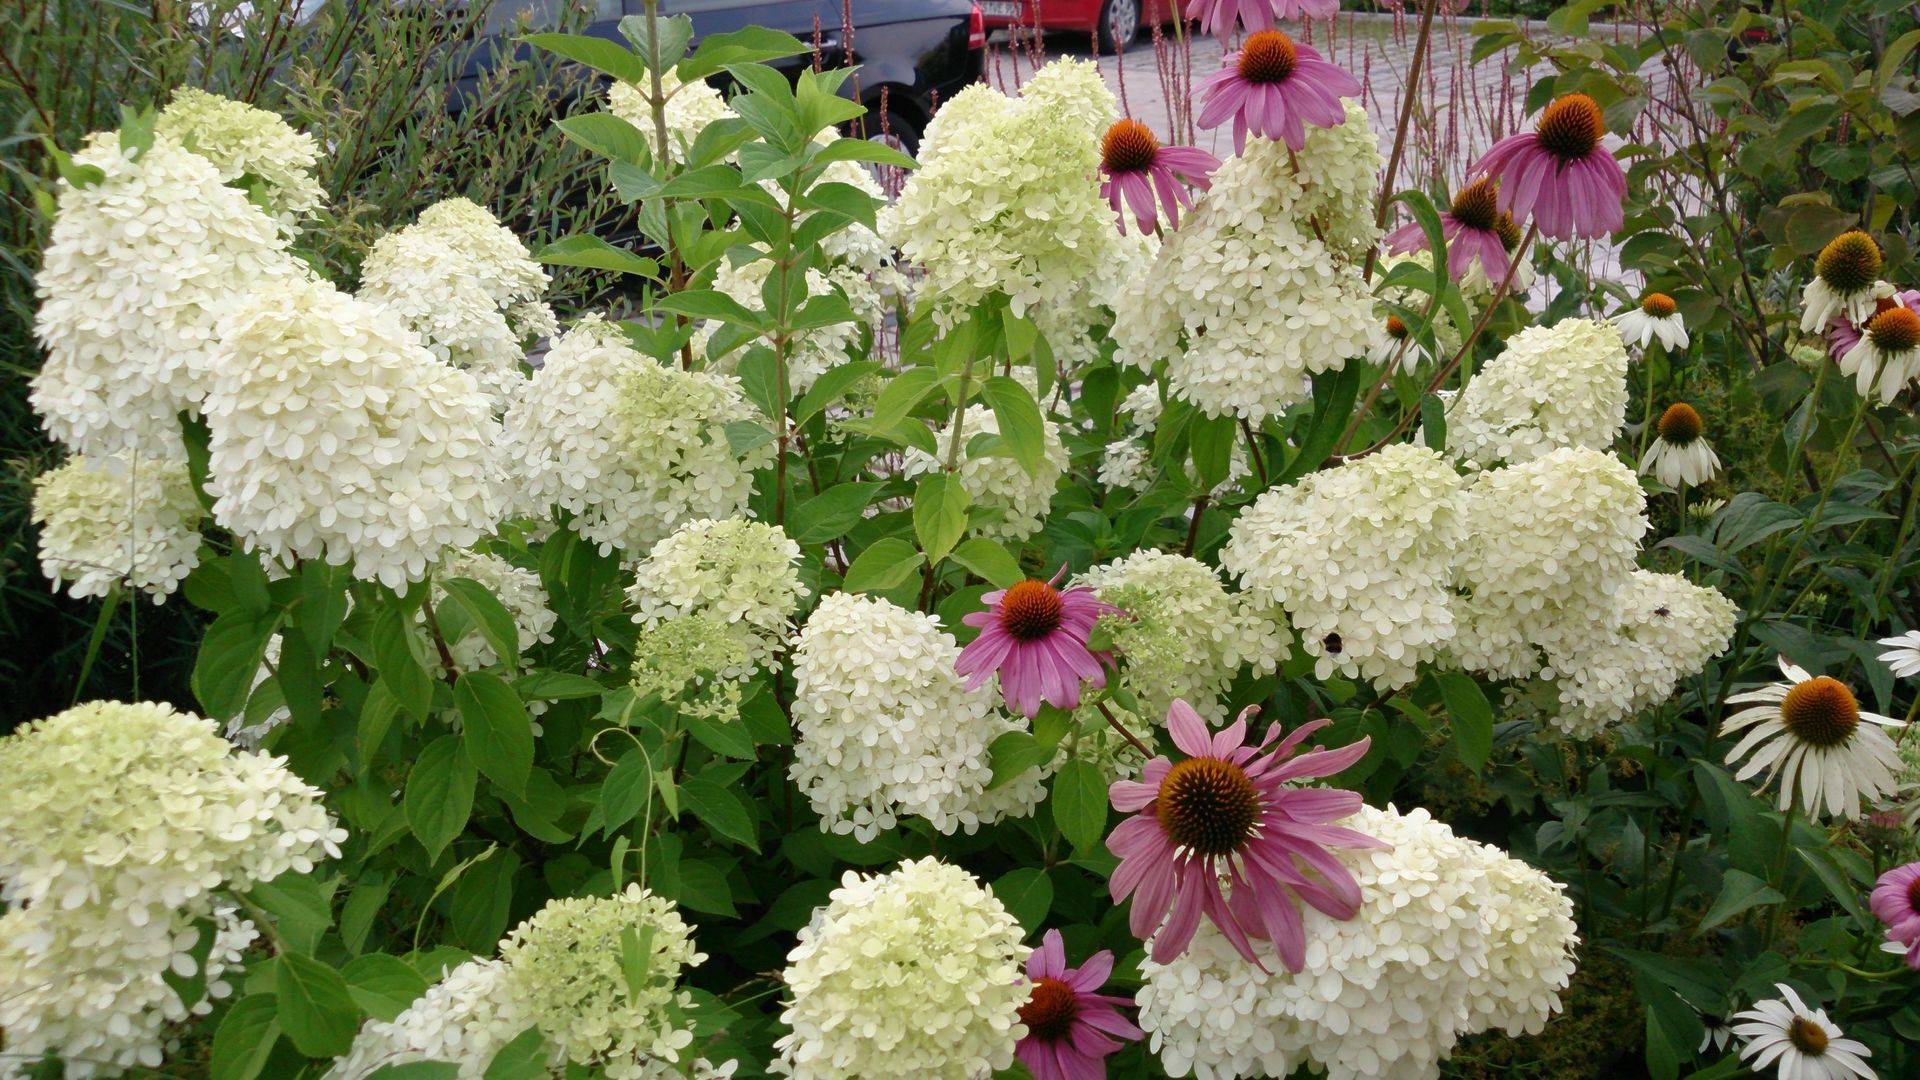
[1098,0,1140,54]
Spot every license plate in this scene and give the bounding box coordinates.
[979,1,1023,17]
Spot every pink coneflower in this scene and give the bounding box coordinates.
[1826,290,1920,358]
[1469,93,1627,241]
[1014,929,1143,1080]
[1383,177,1526,289]
[1099,119,1220,236]
[1196,30,1360,154]
[1870,861,1920,970]
[1185,0,1338,41]
[1107,701,1382,970]
[956,568,1120,717]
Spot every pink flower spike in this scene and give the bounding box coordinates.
[1467,93,1627,241]
[1197,30,1359,154]
[1015,929,1144,1080]
[1106,699,1384,970]
[1184,0,1339,41]
[1098,120,1220,236]
[1869,861,1920,970]
[956,567,1122,718]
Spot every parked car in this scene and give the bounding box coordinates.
[469,0,986,154]
[977,0,1176,54]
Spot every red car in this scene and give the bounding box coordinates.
[979,0,1178,54]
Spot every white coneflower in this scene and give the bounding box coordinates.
[1720,657,1906,820]
[1369,313,1434,373]
[1837,302,1920,404]
[1730,983,1877,1080]
[1638,402,1721,487]
[1799,230,1893,333]
[1878,630,1920,678]
[1613,292,1689,352]
[1698,1014,1735,1054]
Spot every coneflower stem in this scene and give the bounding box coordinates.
[1362,0,1437,283]
[1095,700,1153,758]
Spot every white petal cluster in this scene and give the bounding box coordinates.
[29,130,304,456]
[500,885,709,1080]
[1112,104,1382,423]
[1221,444,1466,689]
[630,613,751,726]
[1137,805,1577,1080]
[788,592,1013,840]
[1449,448,1649,680]
[629,517,806,672]
[1442,318,1629,469]
[327,959,546,1080]
[773,858,1027,1080]
[31,452,202,602]
[502,316,774,556]
[202,277,503,588]
[431,549,558,671]
[902,405,1068,542]
[880,59,1136,368]
[357,197,555,410]
[607,70,733,165]
[155,87,324,229]
[0,701,346,1078]
[1519,568,1738,736]
[1075,551,1283,724]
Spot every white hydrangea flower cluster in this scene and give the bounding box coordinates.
[327,959,547,1080]
[357,197,556,409]
[788,592,1019,840]
[607,70,733,165]
[1061,706,1151,780]
[1112,104,1382,423]
[630,613,751,725]
[773,858,1028,1080]
[502,317,774,556]
[1,902,256,1080]
[1450,448,1651,681]
[1442,318,1629,469]
[628,517,806,672]
[30,130,304,456]
[430,550,558,671]
[880,60,1137,368]
[155,87,324,229]
[0,701,346,1079]
[1517,568,1738,736]
[1074,551,1284,724]
[902,405,1068,542]
[202,277,503,589]
[31,452,202,602]
[1136,804,1577,1080]
[499,885,710,1080]
[1221,444,1466,690]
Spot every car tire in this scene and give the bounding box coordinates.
[858,107,921,195]
[1097,0,1140,54]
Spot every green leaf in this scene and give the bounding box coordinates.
[980,375,1048,477]
[601,746,656,836]
[537,235,658,278]
[406,735,477,863]
[209,994,280,1080]
[555,112,652,164]
[990,867,1053,932]
[343,954,429,1022]
[653,287,761,326]
[913,473,971,564]
[618,11,694,72]
[793,360,881,426]
[621,924,657,1001]
[193,610,281,720]
[677,25,810,81]
[450,848,520,950]
[685,711,756,759]
[810,135,916,170]
[988,730,1054,790]
[1637,972,1703,1080]
[1188,413,1237,491]
[512,671,608,702]
[842,538,925,593]
[1275,365,1363,483]
[456,672,534,798]
[788,481,886,544]
[368,1060,460,1079]
[1419,393,1448,451]
[680,775,759,849]
[949,537,1024,588]
[521,32,648,84]
[372,607,434,721]
[298,561,350,656]
[861,365,943,434]
[1434,672,1494,771]
[439,578,521,672]
[1698,869,1786,933]
[723,419,776,457]
[674,857,739,916]
[1052,759,1108,852]
[274,952,360,1057]
[245,871,335,955]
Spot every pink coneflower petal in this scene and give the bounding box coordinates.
[1197,31,1359,153]
[1016,930,1143,1080]
[1470,93,1625,241]
[1098,119,1219,236]
[1107,700,1379,970]
[955,571,1122,716]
